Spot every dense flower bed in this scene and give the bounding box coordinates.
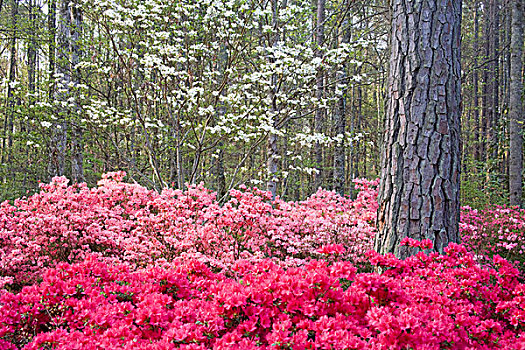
[0,173,377,288]
[461,205,525,278]
[1,173,525,349]
[1,242,525,349]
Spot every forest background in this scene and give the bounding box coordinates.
[0,0,516,208]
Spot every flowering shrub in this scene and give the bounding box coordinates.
[0,173,377,288]
[1,245,525,349]
[461,205,525,279]
[2,173,525,349]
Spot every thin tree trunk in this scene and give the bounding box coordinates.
[474,5,480,163]
[49,0,72,179]
[509,0,523,206]
[349,85,355,182]
[175,113,184,189]
[48,0,56,102]
[211,41,228,197]
[70,1,84,183]
[215,141,226,199]
[213,92,226,198]
[490,0,500,163]
[28,0,37,99]
[357,86,363,176]
[503,0,512,179]
[3,0,18,167]
[314,0,325,190]
[23,0,37,187]
[333,3,350,196]
[47,0,66,179]
[481,0,490,168]
[375,0,462,258]
[267,0,280,199]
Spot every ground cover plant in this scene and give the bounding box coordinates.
[1,173,525,349]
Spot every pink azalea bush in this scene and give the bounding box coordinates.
[2,173,525,349]
[461,205,525,279]
[1,242,525,349]
[0,173,377,288]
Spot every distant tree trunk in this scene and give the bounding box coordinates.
[70,1,84,183]
[3,0,18,166]
[47,0,67,179]
[214,101,226,199]
[481,0,490,167]
[24,0,37,184]
[48,0,56,101]
[490,0,500,163]
[27,0,37,99]
[333,3,350,196]
[509,0,523,207]
[351,85,358,179]
[50,0,77,179]
[71,126,84,182]
[175,114,184,189]
[211,42,228,198]
[357,86,363,176]
[375,0,462,258]
[215,143,226,199]
[473,5,480,162]
[314,0,325,190]
[503,0,511,179]
[267,0,280,199]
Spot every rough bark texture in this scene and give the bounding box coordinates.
[375,0,462,258]
[509,0,523,207]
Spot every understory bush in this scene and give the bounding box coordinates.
[0,172,377,288]
[1,243,525,349]
[461,205,525,279]
[0,173,525,349]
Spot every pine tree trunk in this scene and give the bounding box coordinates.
[509,0,523,207]
[375,0,462,258]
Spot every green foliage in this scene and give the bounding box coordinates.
[461,157,509,209]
